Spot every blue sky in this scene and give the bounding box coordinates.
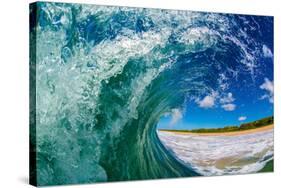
[157,56,273,130]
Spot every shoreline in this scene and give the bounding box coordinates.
[159,124,273,136]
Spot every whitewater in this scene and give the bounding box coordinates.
[158,129,273,175]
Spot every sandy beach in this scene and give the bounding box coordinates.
[160,124,273,136]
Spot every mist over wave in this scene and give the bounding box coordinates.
[30,2,273,185]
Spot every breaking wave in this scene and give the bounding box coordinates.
[30,2,273,185]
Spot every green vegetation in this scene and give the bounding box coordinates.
[259,160,274,173]
[159,116,273,133]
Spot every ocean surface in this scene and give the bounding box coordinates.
[30,2,273,186]
[158,129,273,175]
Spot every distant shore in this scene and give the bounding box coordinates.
[159,124,273,136]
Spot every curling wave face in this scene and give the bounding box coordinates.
[30,2,273,185]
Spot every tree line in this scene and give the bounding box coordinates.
[159,116,273,133]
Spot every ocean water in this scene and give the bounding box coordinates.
[30,2,273,186]
[158,130,273,175]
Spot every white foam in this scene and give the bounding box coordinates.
[158,129,273,176]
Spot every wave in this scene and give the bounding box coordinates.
[30,2,273,186]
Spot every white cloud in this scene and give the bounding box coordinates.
[220,92,235,104]
[219,93,236,111]
[221,103,236,111]
[196,92,237,111]
[238,116,247,121]
[169,109,183,126]
[197,92,218,109]
[262,45,273,58]
[260,78,274,103]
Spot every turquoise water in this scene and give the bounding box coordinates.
[30,2,273,186]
